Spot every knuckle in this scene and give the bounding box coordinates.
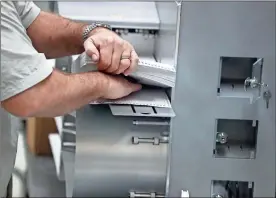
[114,38,124,48]
[119,39,125,47]
[107,36,114,45]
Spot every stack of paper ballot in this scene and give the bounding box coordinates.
[73,52,176,109]
[77,52,176,88]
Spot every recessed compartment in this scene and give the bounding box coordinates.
[217,57,263,100]
[213,119,258,159]
[211,180,254,198]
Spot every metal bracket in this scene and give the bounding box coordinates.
[129,191,165,198]
[175,0,182,6]
[132,136,169,145]
[181,190,190,198]
[133,120,170,126]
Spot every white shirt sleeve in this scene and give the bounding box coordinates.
[13,1,41,28]
[1,1,53,101]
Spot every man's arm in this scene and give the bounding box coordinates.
[27,10,139,75]
[26,11,86,58]
[1,69,141,117]
[1,1,141,118]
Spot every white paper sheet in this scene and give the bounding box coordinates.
[90,89,171,108]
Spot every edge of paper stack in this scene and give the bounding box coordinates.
[74,52,176,110]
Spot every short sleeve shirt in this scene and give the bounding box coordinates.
[0,1,53,195]
[1,1,53,100]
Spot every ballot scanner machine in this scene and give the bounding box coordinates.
[49,2,276,197]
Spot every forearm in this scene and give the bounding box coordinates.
[2,69,109,117]
[27,11,87,58]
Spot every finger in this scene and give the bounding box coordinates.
[98,36,114,71]
[83,37,100,63]
[114,59,131,74]
[114,48,131,74]
[128,82,142,93]
[124,49,139,76]
[105,39,124,73]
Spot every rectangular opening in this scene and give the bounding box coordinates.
[213,119,258,159]
[211,180,254,198]
[217,57,263,99]
[109,104,175,118]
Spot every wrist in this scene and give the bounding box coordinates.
[82,23,112,42]
[92,72,110,99]
[89,26,108,36]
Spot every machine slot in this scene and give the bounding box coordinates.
[109,104,175,118]
[211,180,254,198]
[213,119,258,159]
[217,57,263,100]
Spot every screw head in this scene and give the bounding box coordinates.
[216,132,228,144]
[212,194,223,198]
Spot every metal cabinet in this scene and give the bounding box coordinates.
[52,1,275,197]
[168,2,276,197]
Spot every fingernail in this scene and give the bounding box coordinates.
[92,54,98,62]
[136,84,142,90]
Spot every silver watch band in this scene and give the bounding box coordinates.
[82,23,112,42]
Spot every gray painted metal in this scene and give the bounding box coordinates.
[73,106,168,197]
[168,2,276,197]
[55,2,160,30]
[60,1,276,197]
[70,2,180,197]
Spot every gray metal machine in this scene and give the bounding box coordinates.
[51,1,276,197]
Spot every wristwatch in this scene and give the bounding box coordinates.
[82,22,112,42]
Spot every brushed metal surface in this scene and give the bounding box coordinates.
[73,105,168,197]
[56,2,160,30]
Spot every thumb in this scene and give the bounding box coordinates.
[84,38,100,63]
[129,83,142,92]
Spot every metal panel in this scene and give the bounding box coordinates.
[56,2,159,30]
[55,1,157,58]
[73,105,168,197]
[154,2,180,66]
[168,2,275,197]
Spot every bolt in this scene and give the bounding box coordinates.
[212,194,223,198]
[216,132,228,144]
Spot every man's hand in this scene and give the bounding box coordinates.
[102,75,142,100]
[83,27,139,76]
